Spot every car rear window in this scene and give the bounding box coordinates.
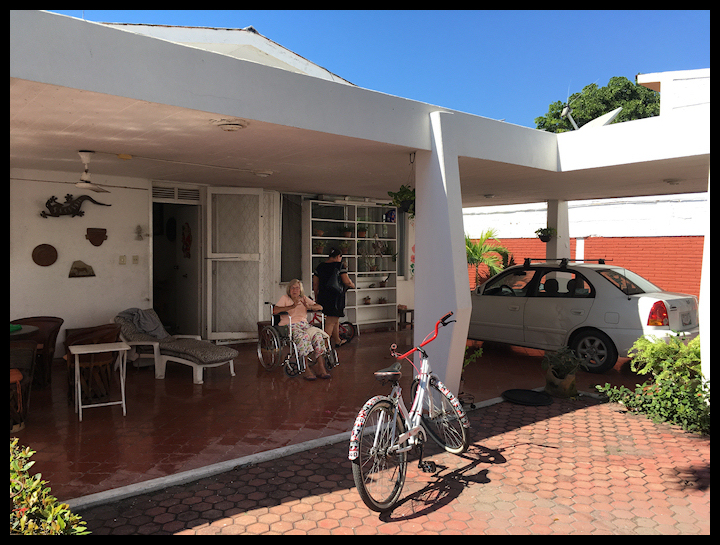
[597,268,662,295]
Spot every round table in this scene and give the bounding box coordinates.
[10,325,39,340]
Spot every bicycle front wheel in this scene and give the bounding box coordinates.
[351,398,408,512]
[412,377,470,454]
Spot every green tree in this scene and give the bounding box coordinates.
[535,76,660,133]
[465,229,512,288]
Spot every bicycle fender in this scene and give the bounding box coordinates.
[431,377,470,428]
[348,395,390,460]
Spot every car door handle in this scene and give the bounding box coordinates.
[508,305,520,311]
[571,309,584,315]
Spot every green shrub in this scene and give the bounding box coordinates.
[596,335,709,435]
[10,438,90,535]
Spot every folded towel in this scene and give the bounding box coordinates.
[116,308,170,340]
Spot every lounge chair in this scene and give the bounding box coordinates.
[114,308,237,384]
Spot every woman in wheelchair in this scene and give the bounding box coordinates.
[274,279,332,380]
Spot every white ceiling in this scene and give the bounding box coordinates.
[10,78,710,207]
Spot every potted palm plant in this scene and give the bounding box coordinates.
[541,346,587,398]
[465,229,513,288]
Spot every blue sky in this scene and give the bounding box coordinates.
[48,10,709,128]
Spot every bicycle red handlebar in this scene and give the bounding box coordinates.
[391,312,454,360]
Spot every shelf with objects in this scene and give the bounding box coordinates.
[302,200,398,333]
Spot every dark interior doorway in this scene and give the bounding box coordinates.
[152,202,201,335]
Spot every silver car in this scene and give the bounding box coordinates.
[468,260,699,373]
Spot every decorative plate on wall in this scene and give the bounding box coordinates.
[32,244,58,266]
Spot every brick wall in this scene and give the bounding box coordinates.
[467,236,704,297]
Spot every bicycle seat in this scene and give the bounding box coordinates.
[374,361,402,382]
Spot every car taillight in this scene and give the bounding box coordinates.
[648,301,669,326]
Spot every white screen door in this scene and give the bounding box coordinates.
[206,187,263,340]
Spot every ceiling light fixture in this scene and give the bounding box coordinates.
[218,123,246,132]
[211,118,249,132]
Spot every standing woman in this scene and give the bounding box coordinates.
[313,248,355,347]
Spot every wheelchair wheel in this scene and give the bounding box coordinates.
[325,339,339,370]
[257,326,282,370]
[283,341,304,377]
[284,356,303,377]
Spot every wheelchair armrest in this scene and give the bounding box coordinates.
[271,311,288,327]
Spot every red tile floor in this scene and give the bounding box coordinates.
[16,329,644,503]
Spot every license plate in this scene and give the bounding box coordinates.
[681,312,692,326]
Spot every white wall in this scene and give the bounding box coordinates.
[10,169,152,355]
[637,69,710,117]
[463,193,709,239]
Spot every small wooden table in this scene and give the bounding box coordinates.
[398,308,414,330]
[68,342,130,422]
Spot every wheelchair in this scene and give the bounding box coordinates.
[257,303,338,377]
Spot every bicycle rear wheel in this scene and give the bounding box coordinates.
[351,398,407,512]
[412,377,470,454]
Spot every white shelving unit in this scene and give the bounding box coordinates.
[302,200,398,332]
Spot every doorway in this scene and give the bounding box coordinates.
[153,202,201,335]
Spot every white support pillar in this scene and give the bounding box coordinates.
[546,200,570,260]
[413,111,471,394]
[699,171,709,383]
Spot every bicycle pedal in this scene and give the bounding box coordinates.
[419,461,437,473]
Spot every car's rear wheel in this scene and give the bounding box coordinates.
[570,330,617,373]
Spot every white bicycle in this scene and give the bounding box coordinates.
[349,312,470,512]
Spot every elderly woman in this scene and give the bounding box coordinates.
[274,279,331,380]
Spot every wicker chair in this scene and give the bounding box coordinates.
[10,316,64,387]
[10,340,38,432]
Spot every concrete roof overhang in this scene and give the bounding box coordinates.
[10,11,710,206]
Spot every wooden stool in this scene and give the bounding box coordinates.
[398,308,414,330]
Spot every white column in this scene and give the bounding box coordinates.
[413,111,471,394]
[699,172,709,383]
[575,236,585,262]
[546,200,570,260]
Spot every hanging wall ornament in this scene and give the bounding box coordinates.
[40,194,111,218]
[182,222,192,258]
[69,260,95,278]
[32,244,58,266]
[86,228,108,246]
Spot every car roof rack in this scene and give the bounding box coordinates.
[522,257,611,269]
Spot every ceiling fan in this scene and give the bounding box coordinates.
[75,150,110,193]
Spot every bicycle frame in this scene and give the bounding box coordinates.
[349,312,457,460]
[384,350,434,455]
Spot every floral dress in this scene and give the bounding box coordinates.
[275,295,328,359]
